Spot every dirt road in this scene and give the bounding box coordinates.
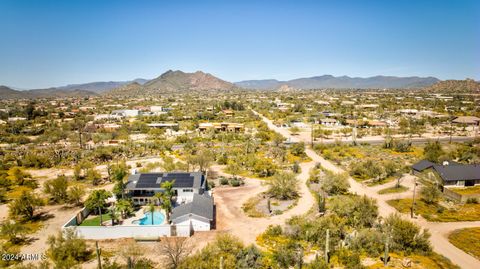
[212,160,316,245]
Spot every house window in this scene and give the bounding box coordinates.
[183,189,193,192]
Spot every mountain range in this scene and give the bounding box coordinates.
[105,70,237,97]
[1,71,472,99]
[55,78,148,93]
[0,86,96,99]
[235,75,440,90]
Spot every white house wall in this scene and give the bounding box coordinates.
[65,225,181,239]
[175,218,210,231]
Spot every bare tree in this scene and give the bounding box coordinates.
[158,237,192,269]
[120,240,145,267]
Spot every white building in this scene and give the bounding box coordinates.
[125,172,208,205]
[112,109,140,118]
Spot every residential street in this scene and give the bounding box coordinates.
[253,110,480,269]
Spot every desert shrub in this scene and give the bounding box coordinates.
[319,170,350,195]
[264,225,283,237]
[349,228,384,257]
[220,177,229,185]
[47,229,92,268]
[466,198,478,204]
[421,183,442,204]
[382,213,431,254]
[290,142,305,156]
[329,195,378,228]
[267,172,299,200]
[336,248,365,269]
[229,178,242,187]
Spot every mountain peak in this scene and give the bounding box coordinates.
[107,70,237,96]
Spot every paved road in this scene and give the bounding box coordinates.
[314,136,475,145]
[253,110,480,269]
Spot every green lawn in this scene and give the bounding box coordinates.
[378,185,408,194]
[80,213,112,226]
[448,228,480,260]
[387,198,480,222]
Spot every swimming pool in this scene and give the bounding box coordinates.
[132,211,165,225]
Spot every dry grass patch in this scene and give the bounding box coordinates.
[241,196,266,218]
[367,252,459,269]
[448,227,480,260]
[378,185,408,194]
[387,198,480,222]
[451,185,480,195]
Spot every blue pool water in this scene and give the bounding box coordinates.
[133,211,165,225]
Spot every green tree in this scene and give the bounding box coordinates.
[44,175,69,204]
[47,229,91,268]
[155,180,175,223]
[226,159,242,179]
[381,214,431,254]
[329,195,378,228]
[84,190,111,226]
[0,220,28,244]
[6,166,31,186]
[9,191,43,221]
[116,199,133,219]
[423,141,445,163]
[268,171,299,200]
[320,171,350,195]
[67,185,86,206]
[290,142,306,156]
[421,183,442,204]
[85,168,102,186]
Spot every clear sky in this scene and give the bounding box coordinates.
[0,0,478,89]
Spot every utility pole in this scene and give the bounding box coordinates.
[311,119,314,147]
[324,229,330,264]
[411,177,417,218]
[353,112,357,146]
[449,115,453,144]
[96,241,102,269]
[219,256,224,269]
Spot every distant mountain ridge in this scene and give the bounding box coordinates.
[0,85,96,99]
[106,70,237,96]
[235,75,440,89]
[54,78,148,93]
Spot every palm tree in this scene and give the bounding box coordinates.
[85,190,111,226]
[116,199,133,219]
[109,205,118,226]
[160,197,172,224]
[148,203,156,225]
[154,180,175,224]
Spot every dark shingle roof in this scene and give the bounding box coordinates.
[412,160,435,172]
[125,172,205,190]
[433,164,480,182]
[171,193,214,221]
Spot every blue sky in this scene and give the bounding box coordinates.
[0,0,478,89]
